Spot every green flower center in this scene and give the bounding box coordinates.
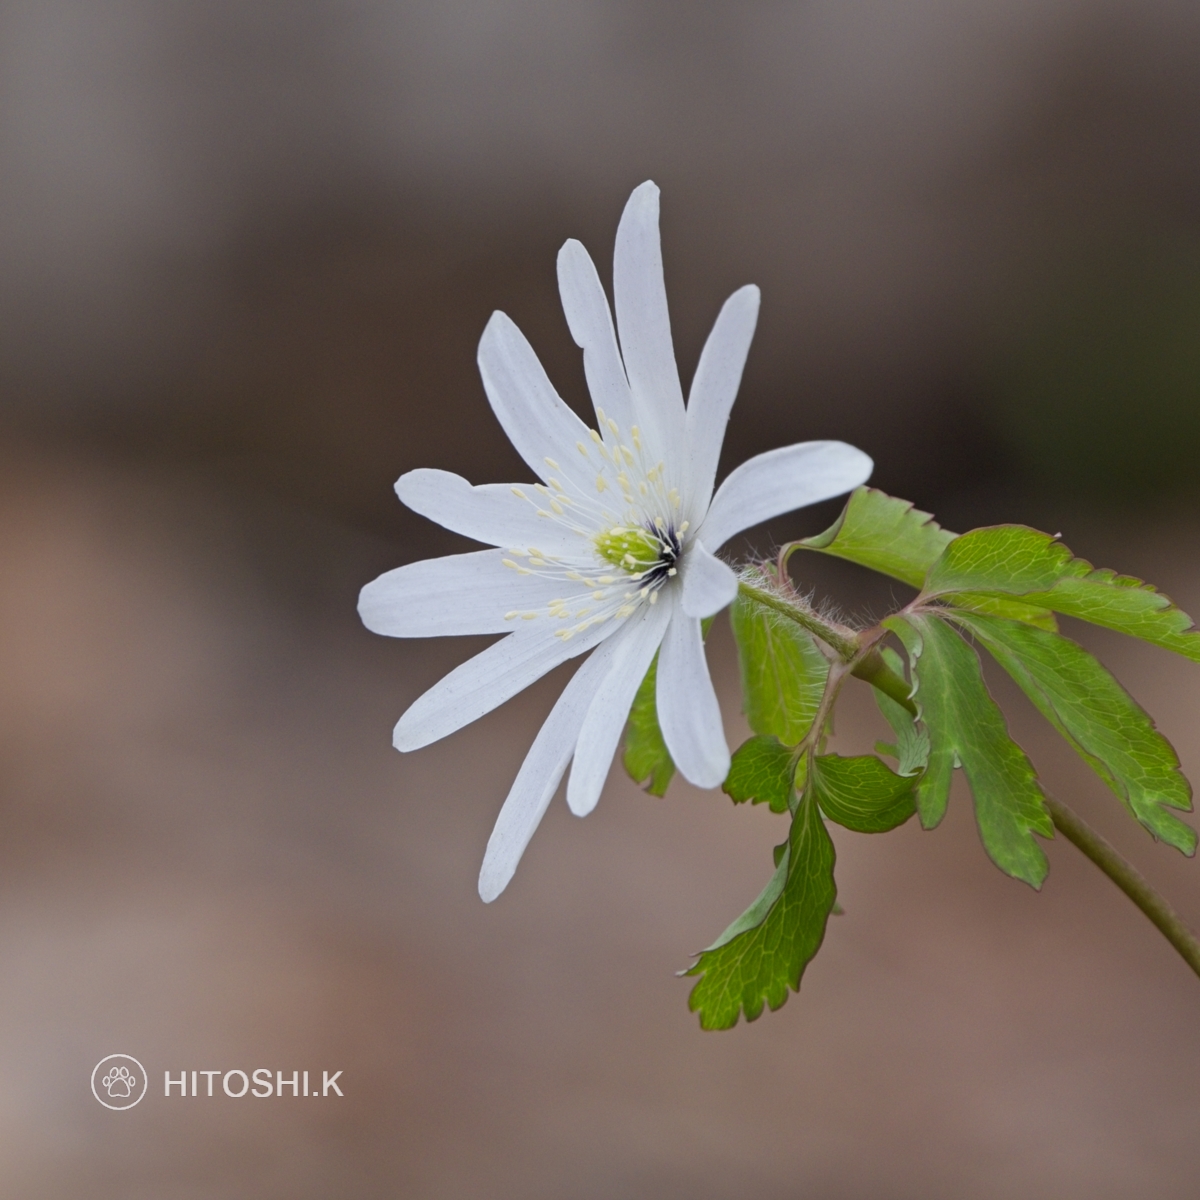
[594,525,666,574]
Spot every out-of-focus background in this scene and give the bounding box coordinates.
[4,2,1200,1195]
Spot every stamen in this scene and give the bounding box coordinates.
[544,457,560,470]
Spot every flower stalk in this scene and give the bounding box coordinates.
[1044,794,1200,981]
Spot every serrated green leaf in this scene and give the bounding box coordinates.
[731,590,828,744]
[885,613,1053,887]
[685,791,836,1030]
[925,526,1200,660]
[873,646,929,776]
[622,650,675,795]
[794,486,957,588]
[944,592,1059,632]
[723,736,795,814]
[954,611,1197,856]
[812,754,917,833]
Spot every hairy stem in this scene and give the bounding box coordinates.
[1045,794,1200,980]
[737,580,859,659]
[735,580,916,715]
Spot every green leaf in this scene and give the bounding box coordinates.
[685,790,836,1030]
[723,736,795,814]
[873,646,929,776]
[730,590,828,744]
[944,592,1059,632]
[885,613,1053,887]
[954,611,1197,855]
[925,526,1200,661]
[794,486,957,588]
[812,754,917,833]
[622,651,675,796]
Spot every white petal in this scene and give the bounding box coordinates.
[566,601,671,817]
[394,619,611,751]
[612,181,686,468]
[477,311,592,487]
[395,469,582,557]
[656,609,730,788]
[699,441,874,552]
[359,550,568,637]
[685,285,760,519]
[680,540,738,618]
[557,238,635,435]
[478,633,623,902]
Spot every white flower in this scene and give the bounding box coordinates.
[359,181,873,901]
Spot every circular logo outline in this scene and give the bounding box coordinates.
[91,1054,148,1111]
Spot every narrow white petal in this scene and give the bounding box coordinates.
[680,541,738,619]
[557,238,635,434]
[656,609,730,788]
[612,181,685,467]
[477,311,592,486]
[566,602,671,817]
[358,549,564,638]
[477,633,623,902]
[395,469,582,557]
[700,441,874,552]
[394,620,611,751]
[685,285,760,518]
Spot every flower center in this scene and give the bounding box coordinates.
[594,521,682,586]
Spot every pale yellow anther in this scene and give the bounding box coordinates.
[522,612,538,620]
[654,516,665,531]
[595,475,607,493]
[631,425,642,449]
[536,509,550,518]
[575,608,591,618]
[577,441,589,456]
[518,567,532,575]
[550,501,564,515]
[596,407,607,425]
[592,591,605,600]
[607,418,619,434]
[566,571,584,581]
[649,591,659,605]
[621,445,635,465]
[667,567,677,577]
[504,611,518,620]
[502,559,519,570]
[511,487,527,499]
[679,520,690,533]
[544,457,560,470]
[639,482,648,496]
[597,576,616,584]
[529,557,546,566]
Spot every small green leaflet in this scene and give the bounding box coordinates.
[623,650,675,796]
[954,611,1197,856]
[730,589,828,744]
[685,789,836,1030]
[873,647,930,777]
[942,592,1058,632]
[926,526,1200,661]
[687,752,917,1028]
[793,486,957,588]
[724,736,795,814]
[886,613,1053,887]
[814,754,917,833]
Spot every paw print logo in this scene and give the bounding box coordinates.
[91,1055,147,1110]
[102,1065,135,1098]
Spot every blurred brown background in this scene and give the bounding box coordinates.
[3,2,1200,1196]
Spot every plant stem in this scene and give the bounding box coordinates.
[735,580,917,715]
[736,580,859,659]
[1044,794,1200,980]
